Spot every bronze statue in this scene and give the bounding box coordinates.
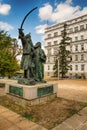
[34,42,46,82]
[18,8,46,85]
[19,30,35,79]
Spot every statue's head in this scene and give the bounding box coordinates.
[25,33,31,39]
[25,33,33,46]
[34,42,41,48]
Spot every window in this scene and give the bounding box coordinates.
[54,32,58,37]
[54,41,58,45]
[86,24,87,29]
[54,57,56,62]
[54,47,58,55]
[75,55,78,61]
[48,65,50,70]
[47,57,50,62]
[81,54,84,61]
[81,64,85,71]
[70,65,72,70]
[70,38,72,42]
[70,45,72,51]
[75,45,78,51]
[81,35,84,40]
[48,34,51,38]
[70,56,72,61]
[75,26,78,32]
[75,65,78,70]
[75,36,78,41]
[48,72,50,76]
[61,30,63,35]
[81,44,84,51]
[80,25,84,30]
[47,42,51,46]
[47,49,51,55]
[69,28,73,33]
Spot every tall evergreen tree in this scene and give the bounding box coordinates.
[53,23,71,78]
[53,59,58,77]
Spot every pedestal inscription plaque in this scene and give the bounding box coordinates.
[9,85,23,97]
[38,85,53,97]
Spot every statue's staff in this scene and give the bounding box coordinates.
[19,7,38,30]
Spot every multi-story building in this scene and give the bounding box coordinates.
[44,14,87,78]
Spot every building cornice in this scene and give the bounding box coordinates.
[45,39,87,48]
[71,39,87,44]
[45,30,87,40]
[45,44,59,48]
[45,14,87,33]
[71,61,87,63]
[71,50,87,54]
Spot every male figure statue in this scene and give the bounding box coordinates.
[18,29,35,82]
[34,42,46,82]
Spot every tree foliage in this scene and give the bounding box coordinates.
[0,30,19,78]
[53,24,71,78]
[53,59,58,77]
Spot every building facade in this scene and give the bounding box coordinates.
[44,14,87,78]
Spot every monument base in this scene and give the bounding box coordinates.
[18,77,47,85]
[5,82,58,107]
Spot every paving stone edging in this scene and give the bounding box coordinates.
[0,105,47,130]
[52,107,87,130]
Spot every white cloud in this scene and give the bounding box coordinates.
[39,0,87,23]
[39,3,53,21]
[0,21,14,31]
[0,3,11,15]
[35,24,48,34]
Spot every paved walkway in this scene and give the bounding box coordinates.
[0,105,47,130]
[49,79,87,103]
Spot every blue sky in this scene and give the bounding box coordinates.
[0,0,87,45]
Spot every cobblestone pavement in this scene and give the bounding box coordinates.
[0,79,87,130]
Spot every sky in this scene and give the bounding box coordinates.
[0,0,87,46]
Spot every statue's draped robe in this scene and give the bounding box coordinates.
[35,47,46,81]
[21,37,32,70]
[19,32,34,79]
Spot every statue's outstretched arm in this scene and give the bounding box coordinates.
[18,29,24,38]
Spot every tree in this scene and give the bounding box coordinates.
[0,30,20,78]
[53,23,71,78]
[11,38,22,59]
[53,59,58,77]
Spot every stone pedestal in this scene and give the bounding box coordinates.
[5,82,58,107]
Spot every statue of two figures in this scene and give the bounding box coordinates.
[18,29,46,85]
